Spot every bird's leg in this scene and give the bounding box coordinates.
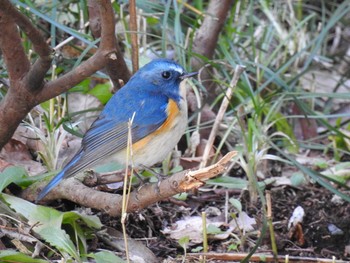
[133,169,146,184]
[139,165,168,195]
[140,165,167,181]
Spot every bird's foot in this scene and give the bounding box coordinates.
[140,165,167,195]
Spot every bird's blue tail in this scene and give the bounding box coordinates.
[36,151,83,202]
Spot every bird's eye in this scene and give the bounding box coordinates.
[162,71,171,79]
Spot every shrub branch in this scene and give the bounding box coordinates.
[0,0,129,149]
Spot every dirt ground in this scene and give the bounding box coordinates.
[97,178,350,262]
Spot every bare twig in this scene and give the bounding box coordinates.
[82,170,125,187]
[0,227,37,243]
[188,252,347,263]
[266,190,278,261]
[200,65,245,168]
[129,0,139,73]
[22,151,237,217]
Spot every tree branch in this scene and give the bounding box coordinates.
[191,0,234,70]
[129,0,139,73]
[0,0,53,92]
[0,0,122,149]
[87,0,131,90]
[0,1,30,81]
[22,152,237,217]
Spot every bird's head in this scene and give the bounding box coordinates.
[131,58,197,100]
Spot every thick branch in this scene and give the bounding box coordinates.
[88,0,131,89]
[191,0,234,69]
[22,152,237,217]
[0,89,32,150]
[0,0,52,92]
[0,0,120,149]
[0,2,30,81]
[10,2,52,58]
[37,51,108,101]
[0,2,33,149]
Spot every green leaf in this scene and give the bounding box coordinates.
[291,172,307,187]
[173,192,188,201]
[70,79,91,93]
[0,166,28,192]
[1,194,102,261]
[0,250,47,263]
[178,236,190,248]
[227,243,239,252]
[170,165,183,174]
[229,198,242,213]
[90,251,126,263]
[40,100,50,112]
[191,246,203,252]
[88,83,113,104]
[94,162,124,173]
[206,224,224,235]
[314,161,328,169]
[62,211,102,229]
[207,176,248,189]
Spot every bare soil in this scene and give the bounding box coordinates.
[98,181,350,262]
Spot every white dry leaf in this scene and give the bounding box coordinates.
[106,182,124,190]
[300,70,350,101]
[162,216,204,244]
[295,155,329,167]
[229,211,256,232]
[0,137,46,176]
[271,176,292,186]
[56,134,81,163]
[331,194,344,206]
[190,130,200,155]
[68,93,102,133]
[321,161,350,178]
[288,206,305,230]
[162,216,227,244]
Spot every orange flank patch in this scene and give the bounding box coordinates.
[132,99,180,153]
[155,99,180,134]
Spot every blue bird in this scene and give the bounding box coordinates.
[36,59,197,202]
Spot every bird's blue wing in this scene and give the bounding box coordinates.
[36,92,169,202]
[74,91,169,172]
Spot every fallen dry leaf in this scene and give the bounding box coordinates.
[0,139,45,175]
[162,216,228,245]
[229,211,256,232]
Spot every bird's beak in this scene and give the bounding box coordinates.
[180,71,198,80]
